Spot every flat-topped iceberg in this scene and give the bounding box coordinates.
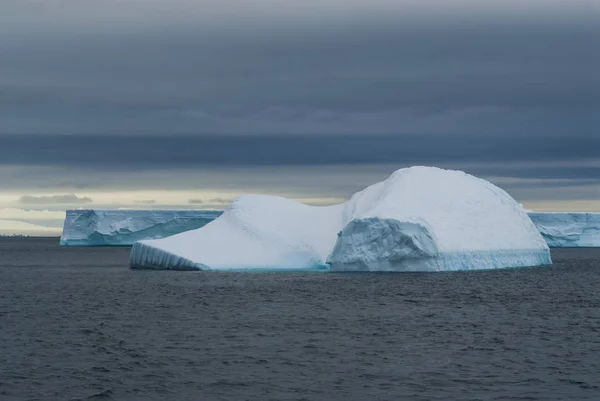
[60,209,221,246]
[528,212,600,248]
[130,166,551,272]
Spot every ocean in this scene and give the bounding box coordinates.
[1,237,599,401]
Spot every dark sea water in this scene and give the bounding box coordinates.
[1,237,600,401]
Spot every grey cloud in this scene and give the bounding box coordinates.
[0,1,597,208]
[188,199,204,204]
[2,161,600,195]
[0,2,598,137]
[209,198,234,204]
[18,194,93,204]
[0,163,598,208]
[1,134,599,168]
[9,219,65,229]
[134,200,157,205]
[2,1,592,35]
[504,184,600,202]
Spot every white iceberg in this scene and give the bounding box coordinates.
[130,166,551,271]
[528,212,600,248]
[60,209,221,246]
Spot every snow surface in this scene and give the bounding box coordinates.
[528,212,600,248]
[60,210,221,246]
[130,166,551,272]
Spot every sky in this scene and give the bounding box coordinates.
[1,0,599,235]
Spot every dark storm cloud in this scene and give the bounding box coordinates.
[18,194,93,204]
[1,134,599,168]
[0,1,598,206]
[0,1,598,137]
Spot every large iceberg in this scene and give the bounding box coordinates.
[60,209,221,246]
[528,212,600,248]
[130,166,551,272]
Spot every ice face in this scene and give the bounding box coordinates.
[528,212,600,248]
[129,166,552,271]
[327,218,439,270]
[60,210,222,246]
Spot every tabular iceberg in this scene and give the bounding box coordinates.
[527,212,600,248]
[130,166,551,272]
[60,210,222,246]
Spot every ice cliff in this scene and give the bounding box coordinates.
[60,210,222,246]
[528,212,600,248]
[129,166,551,271]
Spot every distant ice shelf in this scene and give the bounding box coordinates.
[527,212,600,248]
[60,209,222,246]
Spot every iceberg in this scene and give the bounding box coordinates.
[130,166,551,272]
[60,209,222,246]
[527,212,600,248]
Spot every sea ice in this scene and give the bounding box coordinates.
[130,166,551,271]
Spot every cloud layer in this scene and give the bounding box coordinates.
[18,194,93,205]
[1,1,598,136]
[0,0,598,220]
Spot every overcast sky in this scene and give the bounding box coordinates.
[1,0,599,234]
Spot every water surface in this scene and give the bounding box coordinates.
[1,238,599,400]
